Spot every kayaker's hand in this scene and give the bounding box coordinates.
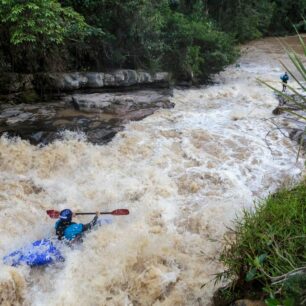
[95,211,99,216]
[73,210,79,218]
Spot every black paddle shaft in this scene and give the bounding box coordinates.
[75,212,110,215]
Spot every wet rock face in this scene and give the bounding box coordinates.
[0,89,173,145]
[0,71,171,105]
[34,70,170,93]
[67,90,174,115]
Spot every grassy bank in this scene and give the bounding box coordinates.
[216,181,306,305]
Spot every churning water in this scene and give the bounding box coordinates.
[0,37,305,306]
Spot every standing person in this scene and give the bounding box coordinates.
[55,209,99,241]
[280,72,289,92]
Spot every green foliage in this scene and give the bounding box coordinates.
[0,0,304,75]
[61,0,169,70]
[0,0,237,78]
[0,0,89,72]
[0,0,88,46]
[207,0,306,42]
[61,0,237,81]
[219,182,306,304]
[162,10,237,80]
[269,0,306,34]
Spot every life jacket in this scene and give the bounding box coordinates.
[281,74,289,82]
[55,220,83,241]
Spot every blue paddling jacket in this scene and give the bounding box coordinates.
[280,73,289,83]
[55,215,98,241]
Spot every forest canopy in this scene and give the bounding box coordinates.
[0,0,304,81]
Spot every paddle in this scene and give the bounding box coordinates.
[46,209,129,219]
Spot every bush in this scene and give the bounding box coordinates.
[162,12,237,81]
[0,0,89,72]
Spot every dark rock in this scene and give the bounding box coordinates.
[86,72,104,88]
[289,129,303,142]
[272,107,283,115]
[29,131,45,143]
[86,128,120,144]
[71,96,80,110]
[289,128,306,148]
[34,72,88,92]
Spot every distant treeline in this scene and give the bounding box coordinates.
[0,0,304,81]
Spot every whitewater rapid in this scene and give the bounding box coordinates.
[0,37,304,306]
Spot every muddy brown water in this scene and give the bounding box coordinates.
[0,36,305,306]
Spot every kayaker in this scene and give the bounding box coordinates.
[280,72,289,92]
[55,209,99,241]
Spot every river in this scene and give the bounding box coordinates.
[0,36,305,306]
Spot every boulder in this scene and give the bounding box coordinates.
[66,89,173,114]
[35,72,88,91]
[137,71,152,83]
[154,72,170,83]
[86,72,104,88]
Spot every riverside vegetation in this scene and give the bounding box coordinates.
[0,0,305,82]
[216,182,306,305]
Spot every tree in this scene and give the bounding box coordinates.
[0,0,88,71]
[62,0,236,81]
[207,0,275,42]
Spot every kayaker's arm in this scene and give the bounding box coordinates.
[82,214,98,232]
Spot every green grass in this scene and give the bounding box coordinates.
[218,181,306,305]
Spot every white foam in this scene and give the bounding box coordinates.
[0,37,304,305]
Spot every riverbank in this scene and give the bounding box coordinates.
[214,180,306,305]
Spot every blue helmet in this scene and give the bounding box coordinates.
[59,209,73,221]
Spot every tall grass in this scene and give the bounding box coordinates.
[218,182,306,305]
